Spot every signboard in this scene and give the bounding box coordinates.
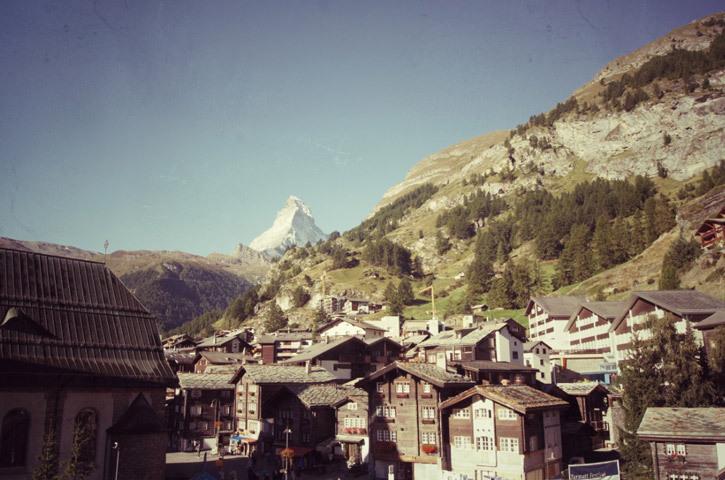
[568,460,620,480]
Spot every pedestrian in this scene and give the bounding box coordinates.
[197,440,202,457]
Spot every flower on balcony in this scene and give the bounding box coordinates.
[421,444,437,454]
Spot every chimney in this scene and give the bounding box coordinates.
[305,360,311,375]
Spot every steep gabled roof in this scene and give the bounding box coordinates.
[610,290,725,332]
[637,407,725,441]
[363,361,473,389]
[0,248,177,387]
[523,340,552,352]
[440,384,569,414]
[281,336,367,364]
[229,364,337,384]
[196,333,249,349]
[364,336,402,349]
[525,296,586,319]
[197,351,252,365]
[565,301,627,331]
[451,360,537,374]
[287,384,367,408]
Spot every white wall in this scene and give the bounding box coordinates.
[320,322,365,338]
[494,329,524,364]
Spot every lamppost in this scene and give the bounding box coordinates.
[112,441,120,480]
[283,427,292,480]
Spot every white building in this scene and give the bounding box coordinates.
[610,290,724,365]
[523,340,553,383]
[316,317,385,339]
[525,296,585,352]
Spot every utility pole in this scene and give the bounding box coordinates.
[103,240,109,264]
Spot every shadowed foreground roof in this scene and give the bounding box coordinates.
[440,384,569,413]
[281,336,366,364]
[0,248,177,387]
[637,407,725,441]
[694,309,725,330]
[288,384,367,408]
[556,382,609,396]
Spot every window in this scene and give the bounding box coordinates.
[498,407,517,420]
[376,429,396,442]
[346,402,358,410]
[0,409,30,467]
[474,408,492,418]
[376,382,385,393]
[512,351,519,360]
[74,408,97,465]
[665,444,675,455]
[453,436,472,448]
[452,407,471,419]
[200,422,209,431]
[395,383,410,394]
[422,407,436,420]
[476,436,494,451]
[302,432,311,443]
[528,435,538,451]
[189,421,197,431]
[248,401,257,415]
[676,444,686,456]
[535,348,540,354]
[422,382,432,394]
[421,432,436,444]
[540,372,545,379]
[384,406,396,418]
[344,417,366,428]
[500,437,519,453]
[190,405,202,416]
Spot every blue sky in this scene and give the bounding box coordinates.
[1,1,721,255]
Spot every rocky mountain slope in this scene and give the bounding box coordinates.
[240,13,725,332]
[249,196,328,258]
[0,237,269,331]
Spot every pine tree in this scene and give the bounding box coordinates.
[466,256,494,297]
[510,261,534,307]
[592,215,613,271]
[265,303,288,332]
[658,262,680,289]
[705,326,725,404]
[33,429,59,480]
[384,281,404,315]
[610,217,631,265]
[435,231,451,255]
[397,278,415,305]
[487,266,514,308]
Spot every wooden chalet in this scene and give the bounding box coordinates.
[694,309,725,358]
[637,407,725,480]
[694,206,725,249]
[554,382,611,456]
[280,336,371,380]
[256,331,314,364]
[360,361,474,480]
[439,384,568,480]
[195,332,251,354]
[0,248,177,480]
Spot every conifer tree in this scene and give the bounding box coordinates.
[658,262,680,289]
[384,281,404,315]
[467,255,494,298]
[265,303,288,332]
[592,215,613,271]
[435,230,451,255]
[397,278,415,305]
[33,430,59,480]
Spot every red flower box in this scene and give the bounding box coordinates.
[421,444,437,454]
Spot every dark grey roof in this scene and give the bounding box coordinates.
[178,372,235,390]
[281,336,366,364]
[0,248,177,387]
[637,407,725,440]
[694,309,725,330]
[525,296,586,318]
[611,290,725,331]
[365,361,473,388]
[288,384,367,408]
[452,360,537,373]
[232,364,337,384]
[196,333,248,348]
[198,351,252,364]
[440,384,569,414]
[565,301,627,331]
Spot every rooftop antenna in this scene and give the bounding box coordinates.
[103,240,109,264]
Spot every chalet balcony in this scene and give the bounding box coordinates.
[396,393,409,399]
[342,427,367,435]
[421,419,435,425]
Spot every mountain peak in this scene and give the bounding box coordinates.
[249,196,327,257]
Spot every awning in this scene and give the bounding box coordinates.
[335,435,365,444]
[276,446,312,457]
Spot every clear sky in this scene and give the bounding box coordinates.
[1,1,721,255]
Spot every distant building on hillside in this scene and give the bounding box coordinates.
[0,248,177,480]
[637,407,725,480]
[694,205,725,249]
[526,296,586,352]
[195,332,251,354]
[316,317,386,339]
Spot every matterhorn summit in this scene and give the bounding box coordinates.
[249,196,328,258]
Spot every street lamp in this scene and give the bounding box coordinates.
[283,427,292,480]
[112,442,120,480]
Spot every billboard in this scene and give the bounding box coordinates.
[568,460,620,480]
